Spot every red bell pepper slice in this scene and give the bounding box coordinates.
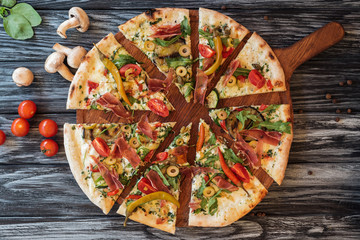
[231,163,250,183]
[266,79,274,90]
[143,150,155,162]
[88,80,99,94]
[218,147,241,187]
[127,194,142,200]
[222,45,234,58]
[137,177,158,195]
[220,120,227,131]
[90,164,99,172]
[196,123,205,151]
[107,188,119,196]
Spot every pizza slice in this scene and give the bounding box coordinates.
[188,119,267,226]
[117,123,192,234]
[194,8,250,104]
[209,104,293,184]
[63,115,175,214]
[67,32,174,119]
[119,8,194,102]
[209,32,286,104]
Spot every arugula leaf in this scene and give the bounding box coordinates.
[137,146,150,160]
[199,29,215,49]
[204,155,219,165]
[208,133,217,145]
[223,148,244,164]
[258,120,291,134]
[196,178,207,198]
[233,68,251,77]
[167,175,179,191]
[112,55,137,69]
[165,57,192,69]
[208,190,223,216]
[154,35,181,47]
[97,124,115,137]
[199,144,219,161]
[151,165,170,186]
[261,104,280,114]
[180,16,191,36]
[236,110,262,130]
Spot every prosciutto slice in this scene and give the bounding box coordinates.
[233,134,261,168]
[212,176,239,192]
[96,93,131,119]
[91,156,123,191]
[203,56,215,71]
[138,114,157,140]
[241,129,281,146]
[149,24,181,39]
[168,145,188,156]
[110,144,121,158]
[146,170,170,194]
[147,68,174,93]
[114,136,141,168]
[194,69,209,104]
[222,59,240,86]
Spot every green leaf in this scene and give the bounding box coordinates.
[261,104,280,114]
[165,57,193,69]
[233,68,251,77]
[3,14,33,40]
[0,7,9,18]
[180,16,191,36]
[112,54,137,69]
[11,3,41,27]
[1,0,16,7]
[236,110,262,130]
[208,133,217,145]
[196,178,207,198]
[223,148,244,164]
[258,120,291,134]
[199,29,215,49]
[151,165,170,186]
[154,35,181,47]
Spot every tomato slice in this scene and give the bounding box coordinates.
[231,163,250,183]
[147,99,169,117]
[199,44,216,58]
[88,80,99,93]
[266,79,274,90]
[156,152,168,162]
[127,194,142,200]
[138,177,158,195]
[119,64,142,77]
[90,164,100,172]
[204,175,209,183]
[143,150,155,162]
[234,108,243,111]
[222,45,234,58]
[259,104,268,111]
[107,189,119,196]
[248,69,266,89]
[92,137,110,157]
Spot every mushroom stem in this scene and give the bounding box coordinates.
[53,43,71,55]
[57,65,74,81]
[57,17,80,39]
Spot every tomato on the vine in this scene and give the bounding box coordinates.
[40,139,59,157]
[18,100,37,119]
[39,119,58,138]
[11,118,30,137]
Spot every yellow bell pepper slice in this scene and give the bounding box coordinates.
[124,191,180,226]
[204,36,223,76]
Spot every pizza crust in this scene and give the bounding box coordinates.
[63,123,119,214]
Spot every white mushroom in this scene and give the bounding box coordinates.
[57,7,90,39]
[12,67,34,87]
[53,43,87,68]
[45,52,74,81]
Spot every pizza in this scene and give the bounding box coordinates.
[188,119,267,226]
[62,7,295,234]
[209,104,293,184]
[63,115,175,214]
[117,123,191,233]
[118,8,194,102]
[67,32,174,119]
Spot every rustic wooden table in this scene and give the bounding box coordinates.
[0,1,359,239]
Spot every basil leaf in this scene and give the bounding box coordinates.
[258,120,291,134]
[11,3,41,27]
[112,54,137,69]
[165,57,192,69]
[1,0,16,7]
[3,14,33,40]
[180,16,191,36]
[154,35,181,47]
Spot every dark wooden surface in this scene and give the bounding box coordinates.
[0,1,359,239]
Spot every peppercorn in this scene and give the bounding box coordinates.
[335,117,340,122]
[347,108,352,113]
[347,80,353,85]
[308,170,313,175]
[339,81,345,86]
[264,15,269,20]
[326,93,332,99]
[332,99,337,104]
[336,109,341,114]
[221,5,227,10]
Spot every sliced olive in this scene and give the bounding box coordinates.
[115,162,123,174]
[175,138,184,146]
[144,40,155,51]
[121,125,131,133]
[176,66,187,77]
[147,142,159,150]
[104,157,117,165]
[129,137,140,148]
[179,45,191,57]
[227,76,237,87]
[83,123,97,130]
[203,186,215,197]
[166,166,179,177]
[217,110,228,120]
[227,38,234,48]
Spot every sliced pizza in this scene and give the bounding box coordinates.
[209,104,293,184]
[67,32,174,119]
[63,115,175,214]
[119,8,194,102]
[211,32,286,103]
[194,8,250,104]
[188,119,267,226]
[117,123,192,234]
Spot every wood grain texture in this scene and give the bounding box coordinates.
[0,0,359,239]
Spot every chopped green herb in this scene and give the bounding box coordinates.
[149,17,162,25]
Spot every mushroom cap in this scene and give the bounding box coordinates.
[12,67,34,87]
[69,7,89,32]
[45,52,66,73]
[67,46,87,69]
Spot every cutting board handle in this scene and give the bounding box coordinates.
[274,22,345,79]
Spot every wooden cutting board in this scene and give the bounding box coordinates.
[76,10,344,227]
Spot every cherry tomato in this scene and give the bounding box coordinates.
[88,80,99,94]
[18,100,37,119]
[40,139,59,157]
[39,119,58,138]
[248,69,266,89]
[222,45,234,58]
[11,118,30,137]
[137,177,158,195]
[92,137,110,157]
[147,99,169,117]
[119,64,142,77]
[156,152,168,161]
[0,130,6,145]
[199,44,216,58]
[231,163,250,183]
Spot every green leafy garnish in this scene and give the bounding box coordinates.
[261,104,280,114]
[180,16,191,37]
[151,165,170,186]
[154,35,181,47]
[236,110,262,130]
[258,120,291,134]
[223,148,244,164]
[233,68,251,78]
[199,29,215,48]
[112,54,137,69]
[208,134,217,145]
[165,56,193,68]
